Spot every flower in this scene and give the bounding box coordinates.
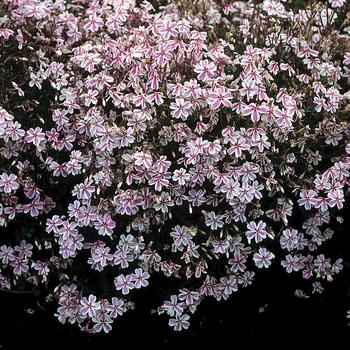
[253,248,274,268]
[280,229,299,251]
[170,98,192,120]
[114,274,135,295]
[178,289,200,305]
[14,240,33,259]
[29,73,42,89]
[106,297,126,318]
[0,0,349,335]
[168,314,190,331]
[246,221,268,244]
[95,214,116,236]
[205,211,224,230]
[281,255,304,273]
[132,268,150,289]
[92,313,113,333]
[170,225,192,247]
[10,258,29,275]
[0,245,14,264]
[172,168,191,186]
[298,190,318,210]
[194,59,217,81]
[25,127,45,147]
[80,295,101,317]
[242,103,269,123]
[207,87,232,109]
[162,295,184,317]
[84,15,104,33]
[0,173,19,193]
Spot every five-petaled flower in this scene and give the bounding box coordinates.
[0,173,19,193]
[80,295,101,318]
[246,221,268,244]
[114,274,135,295]
[168,314,190,331]
[253,247,274,268]
[0,0,348,336]
[207,87,232,109]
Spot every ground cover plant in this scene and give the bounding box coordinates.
[0,0,349,335]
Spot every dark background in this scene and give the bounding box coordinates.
[0,203,349,350]
[0,267,349,350]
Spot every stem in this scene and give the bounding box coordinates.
[0,288,32,295]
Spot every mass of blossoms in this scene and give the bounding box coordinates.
[0,0,349,334]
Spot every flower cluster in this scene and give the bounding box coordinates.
[0,0,349,333]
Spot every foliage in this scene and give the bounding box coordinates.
[0,0,349,334]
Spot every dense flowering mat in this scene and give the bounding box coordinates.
[0,0,349,334]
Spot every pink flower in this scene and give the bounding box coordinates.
[187,189,206,206]
[92,313,113,333]
[205,211,224,230]
[90,246,113,267]
[84,15,104,32]
[73,179,95,200]
[344,52,350,65]
[29,73,42,89]
[58,221,78,240]
[132,268,150,288]
[194,59,217,81]
[132,94,151,109]
[298,190,318,210]
[106,297,126,318]
[157,20,178,39]
[80,295,101,317]
[183,79,201,99]
[133,151,153,169]
[149,174,170,191]
[228,251,247,273]
[6,120,25,140]
[280,229,299,251]
[329,0,346,8]
[25,127,45,147]
[169,314,190,331]
[83,89,99,107]
[0,245,14,264]
[22,197,44,217]
[170,98,192,120]
[221,179,240,199]
[154,44,173,66]
[10,257,29,275]
[281,255,304,273]
[153,192,174,213]
[0,28,14,39]
[162,295,184,316]
[207,87,232,109]
[0,173,19,193]
[114,274,135,295]
[14,240,33,259]
[246,220,268,244]
[212,240,229,254]
[327,190,344,209]
[253,247,274,268]
[32,260,49,276]
[227,137,250,158]
[115,127,135,147]
[172,168,191,186]
[178,288,200,305]
[242,103,269,122]
[170,225,191,247]
[95,214,116,236]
